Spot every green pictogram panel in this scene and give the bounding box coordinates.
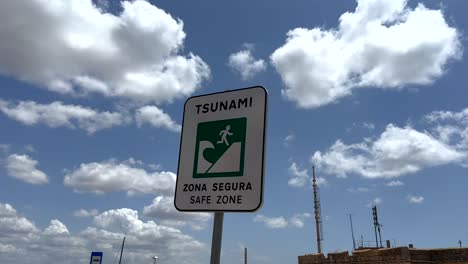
[193,117,246,178]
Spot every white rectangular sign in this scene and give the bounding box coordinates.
[175,86,267,212]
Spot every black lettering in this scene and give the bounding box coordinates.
[238,98,248,108]
[216,195,243,204]
[202,103,209,113]
[195,104,202,114]
[246,182,252,190]
[210,102,218,112]
[212,183,218,191]
[229,100,237,110]
[220,101,228,111]
[185,184,207,192]
[191,195,211,204]
[249,97,253,107]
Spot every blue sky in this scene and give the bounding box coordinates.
[0,0,467,263]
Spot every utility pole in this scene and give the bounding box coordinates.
[459,240,463,248]
[244,247,247,264]
[118,236,126,264]
[348,214,356,250]
[312,166,322,254]
[372,206,383,248]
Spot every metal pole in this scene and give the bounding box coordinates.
[210,212,224,264]
[118,236,125,264]
[372,206,378,248]
[312,166,322,254]
[244,247,247,264]
[378,224,383,248]
[348,214,356,250]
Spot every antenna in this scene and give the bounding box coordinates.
[348,214,356,250]
[312,166,323,254]
[372,206,383,248]
[244,247,247,264]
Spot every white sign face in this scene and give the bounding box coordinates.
[175,86,267,212]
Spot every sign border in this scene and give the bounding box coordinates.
[174,86,268,212]
[90,252,103,264]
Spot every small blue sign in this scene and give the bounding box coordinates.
[90,252,103,264]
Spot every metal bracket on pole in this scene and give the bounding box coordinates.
[210,212,224,264]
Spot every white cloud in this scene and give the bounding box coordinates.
[271,0,461,108]
[64,159,176,195]
[143,196,211,230]
[312,124,465,178]
[0,202,205,264]
[289,213,312,228]
[347,186,371,193]
[90,208,205,263]
[254,215,288,229]
[425,107,468,151]
[0,99,129,134]
[0,243,17,253]
[0,204,17,218]
[228,44,266,80]
[135,105,181,132]
[0,203,38,234]
[5,154,48,185]
[0,0,210,103]
[407,195,424,204]
[366,197,382,207]
[44,220,70,235]
[386,180,404,187]
[253,213,311,229]
[284,131,295,147]
[363,122,376,131]
[288,161,327,188]
[288,162,309,187]
[73,209,99,218]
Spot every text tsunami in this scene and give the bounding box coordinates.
[196,97,253,114]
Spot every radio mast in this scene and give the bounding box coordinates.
[313,166,323,254]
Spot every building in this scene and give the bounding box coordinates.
[299,246,468,264]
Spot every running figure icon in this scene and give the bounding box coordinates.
[217,125,233,146]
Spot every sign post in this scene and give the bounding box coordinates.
[175,86,267,263]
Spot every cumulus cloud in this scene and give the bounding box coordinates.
[289,213,313,228]
[271,0,461,108]
[425,107,468,152]
[253,213,311,229]
[288,161,327,188]
[64,159,176,195]
[386,180,404,187]
[73,209,99,218]
[5,154,48,184]
[253,215,288,229]
[0,202,204,264]
[143,196,211,230]
[89,208,205,263]
[312,124,465,178]
[407,195,424,204]
[0,203,38,235]
[228,44,266,80]
[0,0,210,103]
[135,105,181,132]
[366,197,382,207]
[0,99,129,134]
